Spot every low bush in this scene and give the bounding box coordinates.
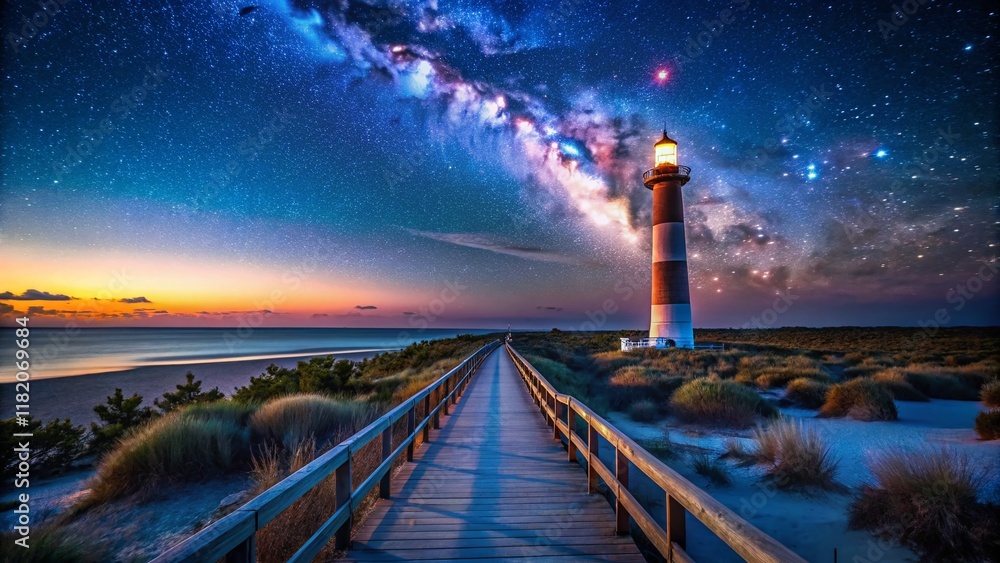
[754,366,829,389]
[849,449,998,560]
[872,368,929,402]
[751,419,839,490]
[87,414,250,505]
[903,367,980,401]
[670,378,777,428]
[636,432,673,459]
[0,522,107,562]
[981,380,1000,408]
[628,399,659,422]
[250,394,379,451]
[180,400,258,426]
[820,378,898,421]
[974,410,1000,440]
[784,378,831,409]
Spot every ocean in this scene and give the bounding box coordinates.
[4,327,497,380]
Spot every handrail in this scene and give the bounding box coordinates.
[505,343,805,563]
[643,165,691,181]
[154,339,501,563]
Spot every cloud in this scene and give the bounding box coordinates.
[408,229,587,265]
[0,289,74,301]
[536,306,563,311]
[312,313,330,317]
[0,303,14,314]
[402,311,416,316]
[120,296,152,303]
[26,306,60,316]
[354,305,378,310]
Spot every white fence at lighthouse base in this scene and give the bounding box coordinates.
[620,338,725,352]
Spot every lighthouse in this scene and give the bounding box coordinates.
[636,130,695,349]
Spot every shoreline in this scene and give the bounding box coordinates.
[0,350,381,425]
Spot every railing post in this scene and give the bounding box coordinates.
[567,400,577,463]
[432,388,441,429]
[406,405,416,462]
[443,380,451,415]
[224,533,254,563]
[615,447,629,535]
[667,494,687,552]
[379,426,392,498]
[334,457,352,550]
[552,395,560,439]
[423,394,431,441]
[588,422,599,493]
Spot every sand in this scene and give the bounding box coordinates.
[606,398,1000,563]
[0,351,379,426]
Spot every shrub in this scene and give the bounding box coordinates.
[754,366,829,389]
[180,400,257,426]
[820,378,897,421]
[629,399,659,422]
[751,419,839,490]
[721,437,754,462]
[784,378,831,409]
[974,410,1000,440]
[636,432,673,459]
[608,366,655,410]
[0,522,107,562]
[904,368,980,401]
[89,389,157,456]
[87,414,250,504]
[692,453,730,486]
[849,449,998,560]
[1,417,86,476]
[250,394,378,451]
[872,368,929,402]
[155,371,225,412]
[670,378,777,428]
[981,380,1000,408]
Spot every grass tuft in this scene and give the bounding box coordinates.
[628,399,659,422]
[670,378,777,428]
[849,449,999,560]
[784,378,831,409]
[981,380,1000,408]
[86,414,249,505]
[871,368,929,402]
[750,419,839,490]
[974,410,1000,440]
[692,453,730,486]
[820,378,898,421]
[249,394,379,451]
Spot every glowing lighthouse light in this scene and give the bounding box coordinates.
[654,130,678,166]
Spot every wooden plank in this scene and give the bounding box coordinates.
[347,348,643,562]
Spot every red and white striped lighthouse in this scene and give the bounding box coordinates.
[642,130,694,348]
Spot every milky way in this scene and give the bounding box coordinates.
[1,0,997,328]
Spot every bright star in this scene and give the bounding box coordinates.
[655,68,669,83]
[875,149,887,158]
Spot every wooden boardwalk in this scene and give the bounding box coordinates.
[346,348,644,561]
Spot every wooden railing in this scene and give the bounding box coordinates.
[153,340,501,563]
[505,343,805,563]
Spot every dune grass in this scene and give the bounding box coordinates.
[750,419,839,490]
[974,410,1000,440]
[628,399,659,422]
[849,449,999,560]
[86,414,250,505]
[670,378,777,428]
[981,380,1000,408]
[820,378,898,421]
[249,394,380,452]
[784,377,831,409]
[0,521,108,562]
[871,368,930,402]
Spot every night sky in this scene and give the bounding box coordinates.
[1,0,997,329]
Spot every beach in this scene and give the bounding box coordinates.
[0,351,379,426]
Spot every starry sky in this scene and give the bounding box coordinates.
[1,0,997,329]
